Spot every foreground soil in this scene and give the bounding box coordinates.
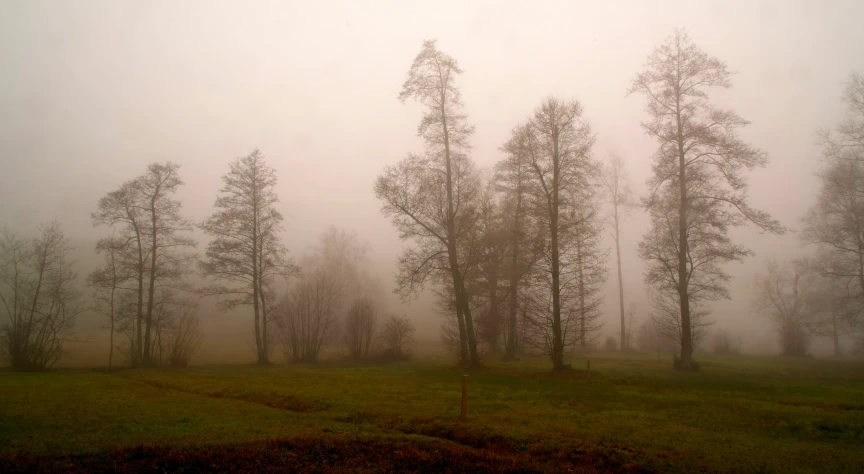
[1,436,661,473]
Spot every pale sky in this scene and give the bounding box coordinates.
[2,0,863,355]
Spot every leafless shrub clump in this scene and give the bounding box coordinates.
[378,314,415,361]
[167,308,203,367]
[278,271,339,363]
[0,223,84,370]
[343,296,377,360]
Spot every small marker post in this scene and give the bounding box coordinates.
[460,375,468,420]
[587,359,591,382]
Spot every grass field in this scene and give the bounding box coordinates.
[1,353,863,473]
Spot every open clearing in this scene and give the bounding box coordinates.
[1,353,863,473]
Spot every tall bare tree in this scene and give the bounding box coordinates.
[0,223,84,370]
[200,150,297,365]
[138,163,196,365]
[802,73,864,349]
[629,29,783,369]
[88,235,134,368]
[92,180,147,364]
[375,40,483,368]
[517,97,596,370]
[473,178,509,354]
[497,125,544,360]
[92,163,196,366]
[600,152,636,350]
[566,189,608,349]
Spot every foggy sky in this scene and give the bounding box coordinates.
[2,0,864,355]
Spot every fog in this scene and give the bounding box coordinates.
[2,0,863,363]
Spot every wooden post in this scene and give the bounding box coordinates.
[587,360,591,382]
[460,375,468,420]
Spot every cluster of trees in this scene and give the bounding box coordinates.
[752,72,864,357]
[275,227,416,364]
[0,153,415,370]
[376,40,616,370]
[376,31,789,371]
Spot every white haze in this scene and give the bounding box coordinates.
[2,0,864,359]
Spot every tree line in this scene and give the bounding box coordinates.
[2,29,861,371]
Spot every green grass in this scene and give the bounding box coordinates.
[2,353,863,472]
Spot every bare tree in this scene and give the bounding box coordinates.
[343,296,377,359]
[798,253,857,357]
[820,72,864,158]
[88,235,135,368]
[600,152,636,350]
[303,226,384,351]
[278,271,339,363]
[802,76,864,350]
[515,97,597,370]
[200,150,297,365]
[473,178,509,354]
[166,306,202,367]
[567,190,608,350]
[93,162,197,366]
[497,124,545,360]
[92,180,147,364]
[0,223,84,370]
[138,163,196,366]
[378,314,415,360]
[375,40,483,368]
[629,29,783,369]
[752,260,814,356]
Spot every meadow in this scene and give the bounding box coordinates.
[1,353,863,473]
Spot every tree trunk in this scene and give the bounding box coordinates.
[260,286,269,363]
[550,130,564,371]
[487,263,500,352]
[676,83,694,370]
[455,302,468,366]
[615,217,625,351]
[503,186,523,361]
[144,195,159,366]
[503,269,518,361]
[577,234,586,348]
[440,90,480,368]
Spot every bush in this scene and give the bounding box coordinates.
[604,336,618,352]
[378,315,414,360]
[166,310,202,368]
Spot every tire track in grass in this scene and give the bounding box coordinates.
[116,375,332,413]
